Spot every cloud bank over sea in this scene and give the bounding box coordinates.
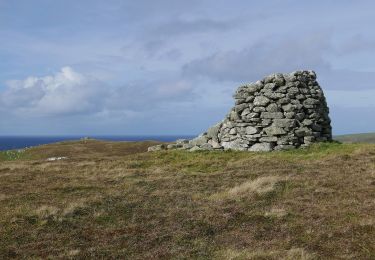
[1,0,375,135]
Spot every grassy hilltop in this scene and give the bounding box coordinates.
[0,140,375,259]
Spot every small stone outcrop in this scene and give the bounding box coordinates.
[148,70,332,152]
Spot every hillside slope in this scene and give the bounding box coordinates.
[0,140,374,259]
[335,132,375,143]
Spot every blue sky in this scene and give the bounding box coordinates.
[0,0,374,135]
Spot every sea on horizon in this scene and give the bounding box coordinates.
[0,135,195,151]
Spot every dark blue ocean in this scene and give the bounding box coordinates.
[0,136,195,151]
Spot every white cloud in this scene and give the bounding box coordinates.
[1,67,107,116]
[0,67,197,118]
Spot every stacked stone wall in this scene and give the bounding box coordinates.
[148,70,332,152]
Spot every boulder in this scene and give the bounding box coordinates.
[249,143,274,152]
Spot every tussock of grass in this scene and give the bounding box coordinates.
[34,205,60,220]
[212,176,286,201]
[32,197,100,222]
[229,176,285,195]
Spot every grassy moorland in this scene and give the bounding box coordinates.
[335,132,375,144]
[0,140,374,259]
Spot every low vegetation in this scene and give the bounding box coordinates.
[0,139,374,259]
[335,132,375,144]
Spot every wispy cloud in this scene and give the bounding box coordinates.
[182,32,332,83]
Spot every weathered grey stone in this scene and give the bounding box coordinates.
[189,146,202,152]
[295,127,313,137]
[274,145,296,151]
[249,118,261,123]
[278,97,291,104]
[264,126,286,136]
[229,128,237,135]
[229,111,240,120]
[261,112,284,119]
[190,135,208,146]
[206,124,221,142]
[288,87,300,94]
[200,143,214,150]
[264,92,285,99]
[285,112,295,119]
[266,103,279,112]
[295,113,305,121]
[253,96,270,106]
[235,98,246,105]
[235,103,248,113]
[246,112,260,118]
[253,106,266,113]
[282,104,296,112]
[260,119,272,126]
[259,136,278,142]
[302,119,313,126]
[245,82,263,93]
[274,73,285,86]
[245,126,258,135]
[264,83,277,91]
[311,123,322,132]
[264,75,275,83]
[273,119,296,128]
[245,95,255,102]
[222,139,249,150]
[208,140,222,149]
[277,137,292,145]
[249,142,274,152]
[241,108,251,116]
[167,144,178,149]
[304,136,315,143]
[303,98,320,106]
[244,133,261,138]
[296,94,305,100]
[182,143,194,149]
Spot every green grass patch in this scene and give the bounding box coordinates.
[0,149,28,161]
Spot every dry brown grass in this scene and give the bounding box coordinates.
[264,207,288,218]
[0,140,374,259]
[211,175,286,201]
[218,247,315,260]
[228,176,285,195]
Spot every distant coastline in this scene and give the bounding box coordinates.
[0,135,195,151]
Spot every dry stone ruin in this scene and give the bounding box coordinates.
[148,70,332,152]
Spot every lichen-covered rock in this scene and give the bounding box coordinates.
[148,70,332,152]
